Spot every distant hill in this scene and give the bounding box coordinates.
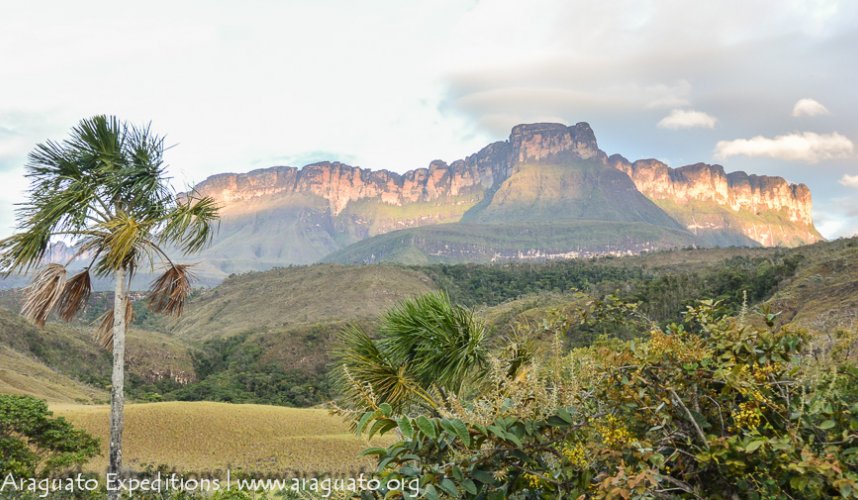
[3,237,853,407]
[1,121,821,286]
[322,221,696,265]
[172,264,436,342]
[182,122,819,275]
[0,305,195,403]
[765,237,858,331]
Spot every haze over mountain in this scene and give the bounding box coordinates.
[186,122,820,274]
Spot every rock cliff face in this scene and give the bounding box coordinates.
[608,155,820,246]
[191,122,822,274]
[195,122,617,217]
[509,122,603,164]
[197,141,511,216]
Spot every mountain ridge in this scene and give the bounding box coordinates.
[188,122,820,273]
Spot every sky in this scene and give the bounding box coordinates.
[1,0,856,238]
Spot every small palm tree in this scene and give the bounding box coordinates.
[0,115,219,493]
[334,292,488,417]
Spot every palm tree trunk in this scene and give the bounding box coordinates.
[107,265,127,499]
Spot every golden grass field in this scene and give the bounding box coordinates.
[52,401,390,477]
[0,346,107,403]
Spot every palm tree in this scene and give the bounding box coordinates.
[334,292,488,417]
[0,115,219,495]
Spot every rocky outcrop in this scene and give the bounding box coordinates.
[190,122,821,274]
[196,122,610,215]
[197,141,512,216]
[608,155,820,245]
[509,122,603,164]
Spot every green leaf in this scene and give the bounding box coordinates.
[355,411,374,436]
[745,440,765,453]
[462,479,478,495]
[423,484,439,500]
[360,447,388,457]
[471,470,496,485]
[438,478,459,498]
[818,419,836,430]
[547,416,570,427]
[415,416,437,439]
[556,408,574,424]
[448,419,471,446]
[368,418,397,439]
[504,431,523,447]
[487,425,506,440]
[398,417,414,439]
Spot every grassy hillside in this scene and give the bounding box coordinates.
[765,237,858,331]
[152,265,437,406]
[652,198,822,247]
[466,161,683,230]
[323,221,697,265]
[0,306,196,402]
[173,264,436,341]
[0,346,106,403]
[52,401,388,475]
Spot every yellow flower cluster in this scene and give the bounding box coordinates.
[732,402,762,429]
[523,473,541,488]
[738,385,769,404]
[648,330,676,357]
[596,415,633,447]
[647,330,706,363]
[751,363,778,382]
[561,442,589,468]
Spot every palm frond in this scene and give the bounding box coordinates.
[57,269,92,321]
[21,264,67,327]
[159,193,220,254]
[115,122,173,218]
[380,292,489,393]
[147,264,194,317]
[0,228,52,274]
[99,212,152,271]
[93,299,133,351]
[332,324,436,416]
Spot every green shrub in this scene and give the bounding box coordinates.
[0,394,100,477]
[351,300,858,498]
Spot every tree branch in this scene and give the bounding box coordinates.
[669,388,710,450]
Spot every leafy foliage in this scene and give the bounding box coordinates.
[333,292,488,418]
[166,333,331,407]
[421,251,803,324]
[351,298,858,498]
[0,394,100,477]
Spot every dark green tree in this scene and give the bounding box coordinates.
[0,394,99,477]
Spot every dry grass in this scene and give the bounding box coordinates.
[173,264,437,342]
[52,401,391,476]
[767,238,858,331]
[0,346,106,403]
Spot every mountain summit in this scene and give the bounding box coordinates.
[192,122,821,274]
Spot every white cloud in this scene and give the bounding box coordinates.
[714,132,854,163]
[657,109,717,129]
[840,174,858,189]
[792,98,830,117]
[0,0,856,239]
